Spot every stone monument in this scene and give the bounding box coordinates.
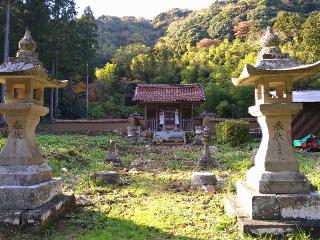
[224,27,320,235]
[105,140,122,167]
[127,125,142,143]
[0,30,74,230]
[197,127,214,169]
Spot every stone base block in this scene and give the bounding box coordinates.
[0,178,62,210]
[236,181,320,221]
[0,163,52,186]
[225,195,320,236]
[191,172,217,186]
[94,171,119,184]
[246,167,311,194]
[236,181,279,220]
[0,193,75,233]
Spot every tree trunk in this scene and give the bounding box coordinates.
[55,88,59,118]
[1,0,10,124]
[50,88,54,121]
[3,0,10,64]
[50,62,55,121]
[86,62,89,117]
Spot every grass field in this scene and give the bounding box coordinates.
[0,133,319,240]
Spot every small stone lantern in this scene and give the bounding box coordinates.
[106,140,122,167]
[225,27,320,235]
[197,126,214,168]
[0,30,74,229]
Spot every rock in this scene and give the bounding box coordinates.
[94,171,119,184]
[119,178,133,186]
[131,159,151,169]
[77,195,94,206]
[145,144,151,151]
[202,185,217,193]
[128,168,139,174]
[191,172,217,186]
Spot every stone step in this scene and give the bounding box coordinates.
[0,193,75,233]
[225,195,320,236]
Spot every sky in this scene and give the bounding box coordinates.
[75,0,214,19]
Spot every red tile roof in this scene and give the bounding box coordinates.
[133,84,205,103]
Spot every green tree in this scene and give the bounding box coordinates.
[274,12,304,42]
[112,44,150,78]
[216,100,234,118]
[96,63,117,85]
[76,6,98,81]
[201,83,232,114]
[300,12,320,63]
[130,54,155,83]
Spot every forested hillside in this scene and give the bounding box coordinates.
[166,0,320,51]
[0,0,319,119]
[96,15,160,64]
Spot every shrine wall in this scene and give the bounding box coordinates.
[37,111,317,141]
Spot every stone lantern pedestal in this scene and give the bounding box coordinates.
[224,27,320,235]
[245,103,311,194]
[0,30,74,231]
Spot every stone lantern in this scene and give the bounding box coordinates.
[0,30,74,230]
[197,126,214,169]
[225,27,320,235]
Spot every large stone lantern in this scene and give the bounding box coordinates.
[225,27,320,235]
[0,30,74,230]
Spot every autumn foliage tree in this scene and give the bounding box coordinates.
[196,38,222,48]
[233,21,252,40]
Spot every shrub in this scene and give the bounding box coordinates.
[216,120,250,146]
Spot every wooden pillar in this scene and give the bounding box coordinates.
[156,103,159,131]
[191,104,194,130]
[144,103,148,130]
[180,103,182,130]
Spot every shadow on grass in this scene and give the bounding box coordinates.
[0,207,201,240]
[117,171,193,195]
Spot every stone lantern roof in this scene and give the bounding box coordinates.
[0,29,67,88]
[232,26,320,86]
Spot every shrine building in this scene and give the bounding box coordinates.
[133,84,205,131]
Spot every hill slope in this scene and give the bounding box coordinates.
[166,0,320,51]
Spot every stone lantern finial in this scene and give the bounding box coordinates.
[16,28,39,64]
[18,28,37,52]
[258,26,287,61]
[262,26,280,47]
